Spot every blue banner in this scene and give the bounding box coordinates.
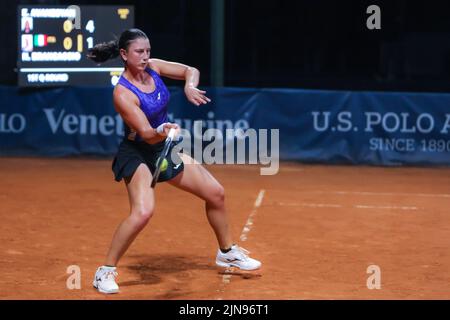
[1,85,450,166]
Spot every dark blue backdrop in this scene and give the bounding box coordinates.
[1,85,450,166]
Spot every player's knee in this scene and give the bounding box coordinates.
[131,205,154,228]
[208,183,225,207]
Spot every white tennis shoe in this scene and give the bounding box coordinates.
[216,245,261,270]
[93,266,119,294]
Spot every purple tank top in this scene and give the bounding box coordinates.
[117,68,170,141]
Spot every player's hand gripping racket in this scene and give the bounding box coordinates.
[151,128,176,188]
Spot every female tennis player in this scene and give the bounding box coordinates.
[88,28,261,294]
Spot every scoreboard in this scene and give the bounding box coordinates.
[18,5,134,87]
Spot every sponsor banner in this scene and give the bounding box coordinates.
[1,85,450,166]
[0,86,120,156]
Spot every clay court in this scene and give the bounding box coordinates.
[1,157,449,300]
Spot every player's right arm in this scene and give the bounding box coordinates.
[113,85,175,144]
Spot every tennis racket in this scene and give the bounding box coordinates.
[151,128,176,188]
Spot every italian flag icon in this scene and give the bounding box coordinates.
[33,34,48,47]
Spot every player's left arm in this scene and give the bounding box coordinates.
[149,58,211,106]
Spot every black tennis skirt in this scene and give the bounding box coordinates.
[112,138,184,183]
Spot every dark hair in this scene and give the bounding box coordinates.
[87,28,148,63]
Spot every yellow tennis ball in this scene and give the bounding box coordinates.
[160,158,168,172]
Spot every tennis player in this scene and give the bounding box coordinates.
[88,29,261,294]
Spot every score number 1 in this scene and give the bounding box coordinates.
[63,19,95,52]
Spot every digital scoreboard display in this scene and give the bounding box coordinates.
[18,5,134,87]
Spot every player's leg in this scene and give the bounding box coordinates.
[94,164,155,294]
[167,154,261,270]
[105,163,155,266]
[168,154,232,250]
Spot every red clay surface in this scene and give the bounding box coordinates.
[1,157,449,299]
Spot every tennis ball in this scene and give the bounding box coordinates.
[160,158,168,172]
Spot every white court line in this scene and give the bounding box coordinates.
[279,202,342,208]
[316,191,450,199]
[240,190,265,242]
[278,202,419,211]
[221,189,265,286]
[355,205,418,210]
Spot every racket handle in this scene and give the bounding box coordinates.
[168,128,176,140]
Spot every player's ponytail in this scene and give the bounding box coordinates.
[88,28,148,64]
[87,40,119,63]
